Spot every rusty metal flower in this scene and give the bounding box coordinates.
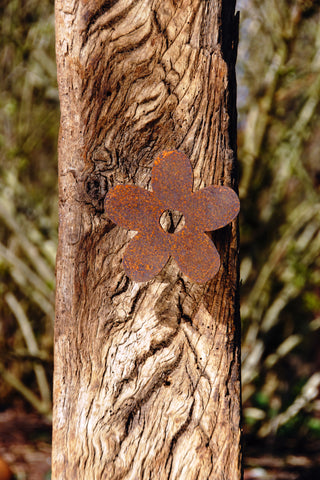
[104,150,240,283]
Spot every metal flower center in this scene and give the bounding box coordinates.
[159,209,186,234]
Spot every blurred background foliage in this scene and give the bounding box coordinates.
[238,0,320,446]
[0,0,58,419]
[0,0,320,454]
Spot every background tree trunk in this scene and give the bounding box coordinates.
[53,1,241,479]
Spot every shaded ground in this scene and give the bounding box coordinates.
[0,409,51,480]
[244,436,320,480]
[0,408,320,479]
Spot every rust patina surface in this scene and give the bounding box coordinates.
[104,150,240,283]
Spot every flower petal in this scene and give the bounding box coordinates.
[191,185,240,231]
[151,151,193,208]
[123,233,170,282]
[172,228,220,283]
[105,185,160,231]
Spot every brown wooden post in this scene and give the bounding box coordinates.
[53,1,241,479]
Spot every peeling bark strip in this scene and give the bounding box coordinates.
[53,1,241,479]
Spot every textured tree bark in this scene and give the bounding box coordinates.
[53,1,241,479]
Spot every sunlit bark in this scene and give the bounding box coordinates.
[53,1,241,478]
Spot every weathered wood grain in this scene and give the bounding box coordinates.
[53,0,241,478]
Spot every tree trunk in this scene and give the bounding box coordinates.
[53,1,241,479]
